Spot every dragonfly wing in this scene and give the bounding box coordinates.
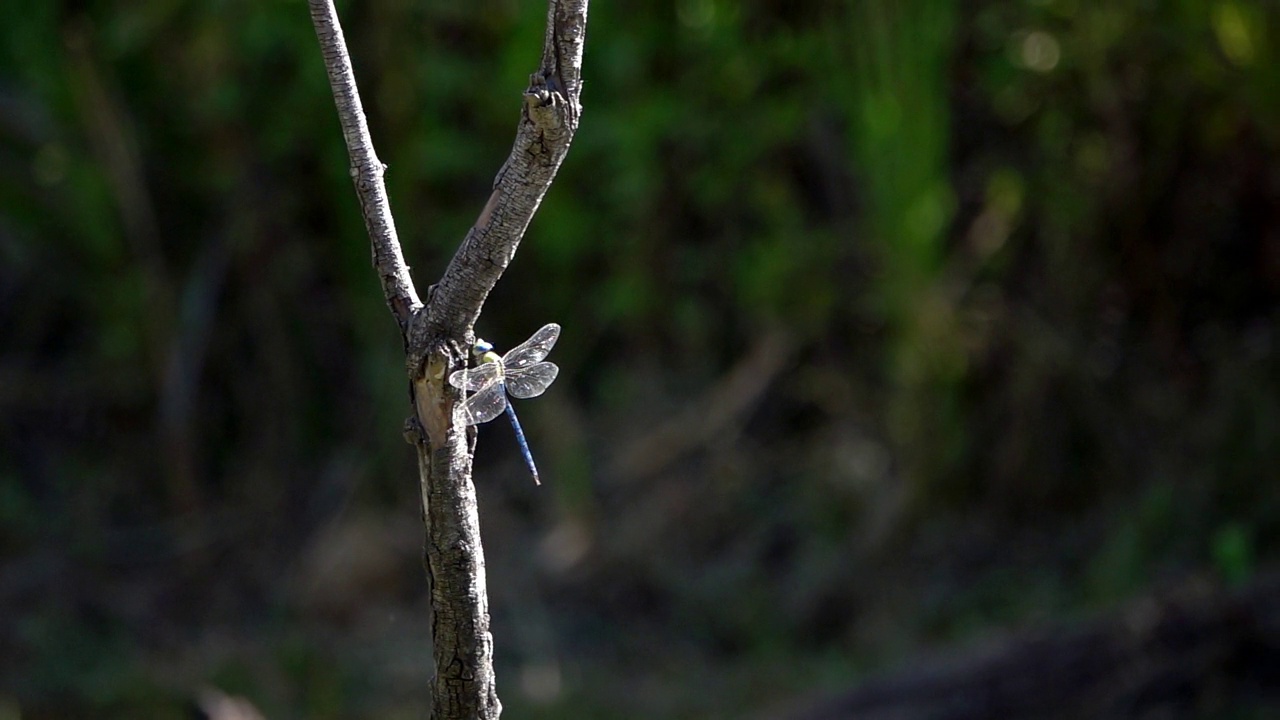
[458,382,508,425]
[449,362,500,392]
[502,323,561,370]
[504,362,559,399]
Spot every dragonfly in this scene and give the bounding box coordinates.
[448,323,561,485]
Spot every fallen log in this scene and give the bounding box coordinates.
[771,572,1280,720]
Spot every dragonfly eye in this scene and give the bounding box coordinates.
[473,339,494,358]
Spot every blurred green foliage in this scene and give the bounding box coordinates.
[1,0,1278,717]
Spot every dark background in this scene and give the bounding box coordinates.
[2,0,1278,717]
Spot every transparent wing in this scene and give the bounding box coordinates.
[504,362,559,399]
[449,362,501,392]
[458,382,509,426]
[502,323,561,370]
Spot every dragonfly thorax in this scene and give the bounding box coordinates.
[448,323,561,484]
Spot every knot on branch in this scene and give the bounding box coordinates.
[524,73,579,138]
[403,415,426,447]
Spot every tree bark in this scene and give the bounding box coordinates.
[307,1,588,717]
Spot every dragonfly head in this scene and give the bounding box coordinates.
[472,338,499,363]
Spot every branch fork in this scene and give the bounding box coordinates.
[307,1,588,716]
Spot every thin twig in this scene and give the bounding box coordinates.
[608,328,796,484]
[307,0,421,331]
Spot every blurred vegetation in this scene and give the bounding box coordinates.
[1,0,1278,717]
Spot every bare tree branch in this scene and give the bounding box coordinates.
[307,0,421,331]
[422,0,588,340]
[307,1,588,718]
[405,6,588,713]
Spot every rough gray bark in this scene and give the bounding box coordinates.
[307,1,588,718]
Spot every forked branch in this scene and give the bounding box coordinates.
[307,1,588,718]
